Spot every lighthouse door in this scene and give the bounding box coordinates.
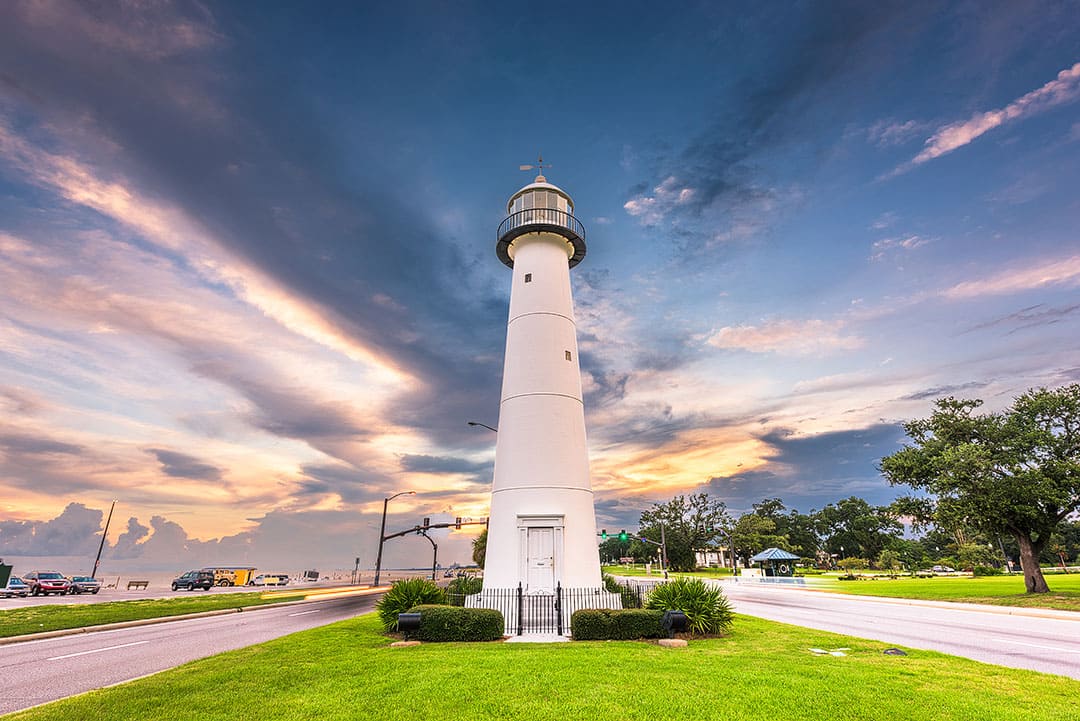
[526,527,555,591]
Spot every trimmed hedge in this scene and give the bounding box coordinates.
[407,604,504,642]
[570,608,665,640]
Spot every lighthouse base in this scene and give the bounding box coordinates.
[466,585,622,637]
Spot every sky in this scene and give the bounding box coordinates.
[1,1,1079,573]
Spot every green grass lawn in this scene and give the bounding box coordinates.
[604,566,1080,612]
[817,574,1080,612]
[6,613,1078,721]
[0,591,305,638]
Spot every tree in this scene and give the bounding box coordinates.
[598,536,631,564]
[730,513,786,566]
[815,496,902,561]
[877,549,902,574]
[472,528,487,569]
[639,493,730,572]
[880,385,1080,593]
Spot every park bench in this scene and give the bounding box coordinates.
[126,580,149,590]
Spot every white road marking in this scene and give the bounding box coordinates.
[47,640,148,661]
[994,638,1080,654]
[287,609,321,617]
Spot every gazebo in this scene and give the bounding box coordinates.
[749,547,800,577]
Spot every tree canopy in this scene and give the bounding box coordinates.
[880,385,1080,593]
[638,493,730,571]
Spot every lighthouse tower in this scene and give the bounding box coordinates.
[482,169,602,592]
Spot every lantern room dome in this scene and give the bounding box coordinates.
[496,175,586,269]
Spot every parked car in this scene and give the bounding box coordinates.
[68,576,102,594]
[3,577,30,598]
[22,571,71,596]
[250,574,289,586]
[931,565,956,573]
[171,570,215,591]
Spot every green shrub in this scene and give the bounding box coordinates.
[408,604,504,642]
[973,565,1003,576]
[602,573,643,609]
[644,577,734,635]
[376,578,447,631]
[446,575,483,605]
[570,608,665,640]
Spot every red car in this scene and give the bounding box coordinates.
[22,571,71,596]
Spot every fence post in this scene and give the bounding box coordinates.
[517,582,523,636]
[556,582,563,636]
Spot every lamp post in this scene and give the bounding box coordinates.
[91,500,116,579]
[467,421,498,433]
[373,490,415,586]
[418,531,438,581]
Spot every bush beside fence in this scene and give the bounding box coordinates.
[407,604,504,642]
[570,608,665,640]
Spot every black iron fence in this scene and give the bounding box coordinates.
[448,579,663,636]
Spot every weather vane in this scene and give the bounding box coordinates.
[519,153,552,180]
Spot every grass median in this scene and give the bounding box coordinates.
[604,567,1080,612]
[6,612,1078,721]
[0,591,306,638]
[818,574,1080,612]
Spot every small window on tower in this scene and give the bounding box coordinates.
[565,350,572,361]
[524,273,532,283]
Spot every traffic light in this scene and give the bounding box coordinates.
[455,517,462,529]
[422,517,430,528]
[600,529,608,539]
[619,530,628,541]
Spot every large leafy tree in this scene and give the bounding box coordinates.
[730,513,786,566]
[751,498,820,558]
[815,496,902,561]
[639,493,730,572]
[881,385,1080,593]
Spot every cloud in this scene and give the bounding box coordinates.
[866,119,926,147]
[147,448,222,481]
[0,502,101,556]
[942,255,1080,299]
[870,234,930,261]
[12,0,221,61]
[111,517,151,559]
[399,454,490,476]
[705,423,907,512]
[963,302,1080,336]
[901,381,991,401]
[905,61,1080,169]
[707,319,863,356]
[623,176,697,226]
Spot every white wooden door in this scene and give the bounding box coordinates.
[526,527,555,591]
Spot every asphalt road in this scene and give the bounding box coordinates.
[0,592,380,715]
[720,580,1080,679]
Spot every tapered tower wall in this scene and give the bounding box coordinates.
[483,230,601,589]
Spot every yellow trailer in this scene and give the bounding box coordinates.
[203,567,257,587]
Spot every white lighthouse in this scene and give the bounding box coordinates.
[481,167,603,593]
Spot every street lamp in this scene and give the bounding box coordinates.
[373,490,415,586]
[467,421,498,433]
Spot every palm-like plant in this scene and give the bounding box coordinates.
[645,577,733,635]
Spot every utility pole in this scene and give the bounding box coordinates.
[91,500,116,579]
[374,490,415,586]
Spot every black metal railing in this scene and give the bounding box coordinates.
[451,579,662,636]
[498,208,585,242]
